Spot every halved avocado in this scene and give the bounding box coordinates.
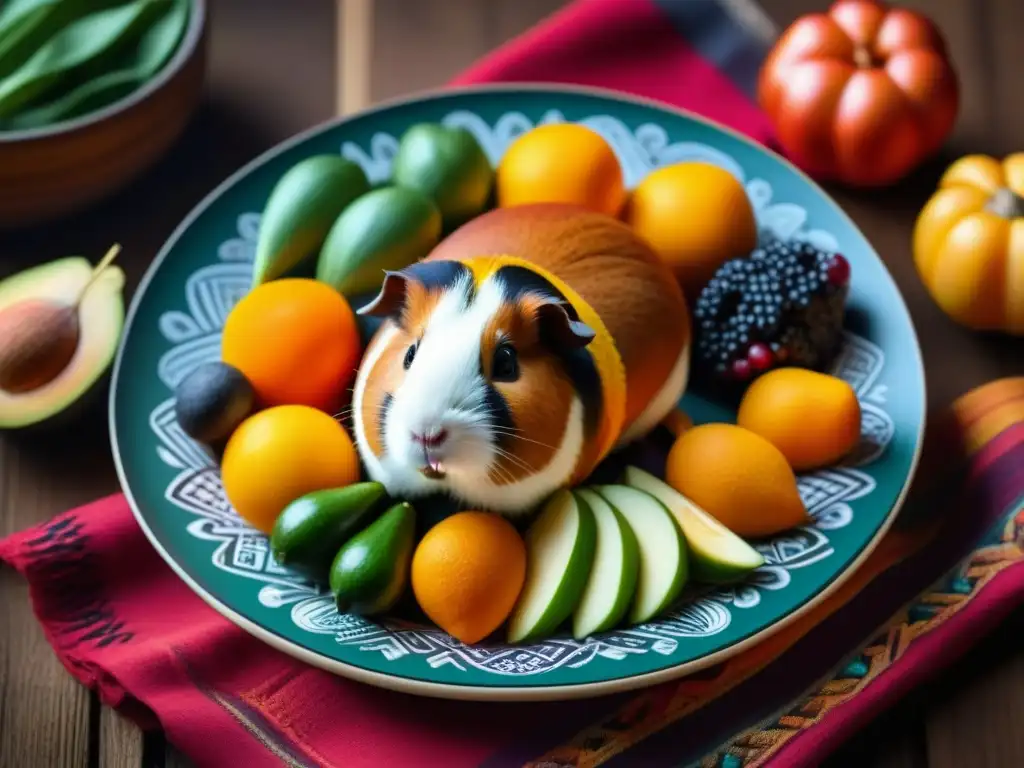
[0,256,125,429]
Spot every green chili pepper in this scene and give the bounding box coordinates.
[0,0,171,119]
[4,0,189,129]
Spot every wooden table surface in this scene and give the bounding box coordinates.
[1,0,1022,766]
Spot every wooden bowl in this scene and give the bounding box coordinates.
[0,0,208,230]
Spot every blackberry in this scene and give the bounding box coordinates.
[693,236,850,385]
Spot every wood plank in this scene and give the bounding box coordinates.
[370,0,566,102]
[0,1,337,767]
[923,0,1024,764]
[821,713,928,768]
[164,743,193,768]
[831,737,928,768]
[338,0,374,115]
[925,610,1024,768]
[927,657,1024,768]
[0,595,90,768]
[875,740,929,768]
[99,709,145,768]
[989,0,1024,157]
[0,436,107,768]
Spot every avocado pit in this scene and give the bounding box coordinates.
[0,298,80,394]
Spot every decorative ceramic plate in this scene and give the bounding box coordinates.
[111,85,926,702]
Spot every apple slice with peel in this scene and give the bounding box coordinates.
[571,489,640,639]
[622,466,765,583]
[507,489,596,644]
[594,484,688,624]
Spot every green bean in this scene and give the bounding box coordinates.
[0,0,54,37]
[0,0,130,80]
[0,1,60,78]
[0,0,169,118]
[4,0,189,129]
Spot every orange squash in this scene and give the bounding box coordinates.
[913,154,1024,335]
[758,0,959,187]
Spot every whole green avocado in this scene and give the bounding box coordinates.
[270,482,387,583]
[315,186,441,297]
[392,122,494,230]
[251,155,370,285]
[329,502,416,616]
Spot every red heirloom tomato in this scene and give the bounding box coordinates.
[758,0,959,187]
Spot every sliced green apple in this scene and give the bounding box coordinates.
[622,466,764,583]
[507,489,596,644]
[594,484,688,624]
[571,489,640,639]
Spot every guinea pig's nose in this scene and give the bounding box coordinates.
[411,429,448,448]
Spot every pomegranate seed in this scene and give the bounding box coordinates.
[826,253,851,287]
[731,358,752,380]
[747,343,774,370]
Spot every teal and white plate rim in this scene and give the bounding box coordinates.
[110,82,928,702]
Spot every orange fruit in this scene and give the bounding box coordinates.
[222,278,361,412]
[738,368,862,471]
[665,423,809,538]
[411,511,527,644]
[624,162,758,301]
[221,405,360,533]
[496,123,626,216]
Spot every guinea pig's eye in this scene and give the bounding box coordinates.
[491,343,519,382]
[403,342,418,370]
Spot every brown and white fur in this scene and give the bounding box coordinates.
[351,203,691,516]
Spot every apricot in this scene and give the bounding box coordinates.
[738,368,861,471]
[221,405,360,533]
[221,278,361,412]
[496,123,626,216]
[665,423,809,539]
[624,162,758,302]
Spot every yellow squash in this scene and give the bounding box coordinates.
[913,154,1024,335]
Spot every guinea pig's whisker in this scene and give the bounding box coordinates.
[489,430,561,454]
[459,406,490,422]
[492,446,537,476]
[490,428,557,452]
[485,456,506,482]
[488,461,517,486]
[494,454,535,481]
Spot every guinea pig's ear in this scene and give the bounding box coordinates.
[357,271,409,317]
[535,300,596,350]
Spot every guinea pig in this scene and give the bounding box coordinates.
[351,203,691,516]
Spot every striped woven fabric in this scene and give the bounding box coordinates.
[2,380,1019,768]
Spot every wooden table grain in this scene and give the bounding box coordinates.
[1,1,1021,766]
